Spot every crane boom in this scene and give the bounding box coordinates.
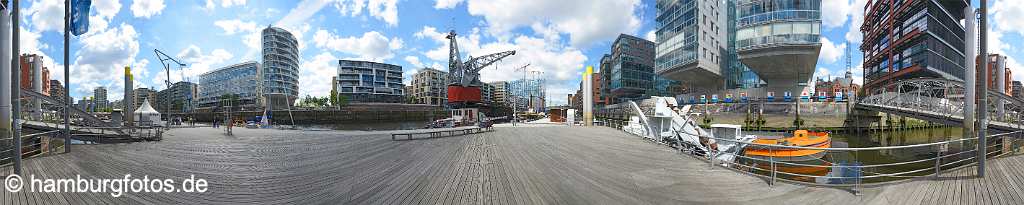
[461,50,516,86]
[446,30,515,87]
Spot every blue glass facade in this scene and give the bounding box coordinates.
[735,0,821,50]
[603,34,657,103]
[654,0,699,73]
[725,0,762,89]
[507,79,544,112]
[197,61,263,108]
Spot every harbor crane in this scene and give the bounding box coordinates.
[445,30,516,107]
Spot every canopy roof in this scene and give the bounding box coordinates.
[134,99,160,114]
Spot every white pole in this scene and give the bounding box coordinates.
[0,4,12,154]
[583,66,594,126]
[964,6,976,138]
[996,55,1005,121]
[31,55,40,119]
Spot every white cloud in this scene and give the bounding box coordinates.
[405,56,425,68]
[204,0,247,10]
[814,68,832,81]
[851,63,864,85]
[131,0,166,18]
[298,52,338,97]
[149,45,235,90]
[213,19,258,35]
[644,30,656,42]
[26,0,65,32]
[70,23,145,100]
[312,29,403,61]
[846,0,868,43]
[821,0,853,29]
[93,0,123,20]
[332,0,400,26]
[434,0,464,9]
[820,37,846,64]
[993,0,1024,36]
[463,0,642,48]
[414,26,587,83]
[19,27,60,81]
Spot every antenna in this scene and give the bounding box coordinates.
[446,17,456,35]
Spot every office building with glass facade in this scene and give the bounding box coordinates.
[197,61,264,109]
[507,79,544,113]
[860,0,967,94]
[602,34,659,103]
[735,0,822,96]
[335,60,405,103]
[655,0,727,93]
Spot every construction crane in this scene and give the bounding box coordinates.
[446,30,516,107]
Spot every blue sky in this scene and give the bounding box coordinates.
[13,0,1024,106]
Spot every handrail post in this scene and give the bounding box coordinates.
[934,143,942,179]
[709,142,714,169]
[769,146,775,187]
[854,150,861,196]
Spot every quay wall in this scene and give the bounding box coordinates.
[179,103,449,124]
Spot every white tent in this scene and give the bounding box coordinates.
[134,99,161,126]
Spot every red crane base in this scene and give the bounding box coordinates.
[448,85,482,105]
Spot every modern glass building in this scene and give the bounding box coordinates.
[197,61,263,109]
[860,0,967,93]
[735,0,821,95]
[156,81,198,113]
[655,0,727,93]
[605,34,657,103]
[724,0,763,90]
[261,26,300,108]
[335,60,405,103]
[507,79,545,112]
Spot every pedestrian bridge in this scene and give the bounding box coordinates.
[857,78,1024,132]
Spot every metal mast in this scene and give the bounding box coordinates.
[153,49,187,124]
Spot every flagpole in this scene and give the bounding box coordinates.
[10,0,21,175]
[63,0,71,153]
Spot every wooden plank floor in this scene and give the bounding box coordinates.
[1,126,1022,204]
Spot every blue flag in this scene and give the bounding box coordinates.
[70,0,91,36]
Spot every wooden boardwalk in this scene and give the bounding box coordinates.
[1,126,1022,204]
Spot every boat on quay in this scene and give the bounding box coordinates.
[744,130,832,162]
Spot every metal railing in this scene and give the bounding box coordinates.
[613,117,1023,188]
[1,130,64,168]
[610,96,1024,193]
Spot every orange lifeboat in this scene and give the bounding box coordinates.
[744,130,831,162]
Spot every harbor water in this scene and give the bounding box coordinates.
[740,127,980,184]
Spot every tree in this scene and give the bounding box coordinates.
[329,89,339,108]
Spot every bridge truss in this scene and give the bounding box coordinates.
[858,78,1024,131]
